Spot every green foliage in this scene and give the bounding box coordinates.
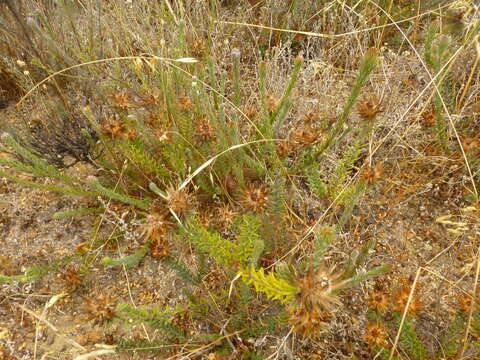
[260,176,286,254]
[424,23,453,153]
[124,140,170,180]
[373,310,480,360]
[336,182,367,231]
[187,215,262,268]
[301,48,378,167]
[243,311,289,339]
[242,266,299,304]
[116,302,186,340]
[89,179,151,210]
[236,215,264,266]
[0,255,77,283]
[437,312,467,359]
[313,226,336,265]
[162,255,201,285]
[308,167,328,199]
[53,207,102,219]
[398,317,431,360]
[101,242,150,268]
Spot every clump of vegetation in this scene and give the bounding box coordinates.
[0,0,479,359]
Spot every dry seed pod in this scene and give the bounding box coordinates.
[357,95,382,121]
[101,118,124,138]
[241,183,269,212]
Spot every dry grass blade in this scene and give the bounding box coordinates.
[13,303,86,352]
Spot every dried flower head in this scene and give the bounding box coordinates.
[216,204,237,227]
[361,163,384,185]
[369,290,389,313]
[394,285,422,313]
[178,96,193,112]
[150,238,170,259]
[196,117,214,141]
[289,307,332,338]
[292,124,321,144]
[364,321,388,347]
[276,140,295,157]
[141,212,171,242]
[294,265,346,315]
[267,93,280,114]
[421,108,436,127]
[102,118,125,138]
[457,294,476,313]
[154,128,172,143]
[124,127,137,141]
[166,185,192,215]
[111,92,131,110]
[145,112,159,128]
[243,104,258,118]
[60,267,82,291]
[289,265,348,337]
[241,183,269,212]
[461,135,480,152]
[190,37,206,58]
[83,293,116,325]
[357,95,382,121]
[142,93,163,106]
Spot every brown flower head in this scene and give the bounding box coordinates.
[111,92,131,110]
[243,104,258,118]
[142,93,163,106]
[357,95,382,121]
[267,93,280,114]
[154,128,172,143]
[124,127,137,141]
[190,37,206,58]
[241,183,269,212]
[369,290,389,313]
[83,293,116,325]
[150,238,170,259]
[178,96,193,112]
[102,118,124,138]
[165,185,193,215]
[292,124,321,144]
[196,117,214,141]
[61,267,82,291]
[141,212,171,242]
[394,285,422,313]
[364,321,388,347]
[294,265,346,315]
[216,204,237,227]
[457,294,477,313]
[361,163,384,185]
[289,307,332,338]
[276,140,296,157]
[461,135,480,152]
[421,108,436,127]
